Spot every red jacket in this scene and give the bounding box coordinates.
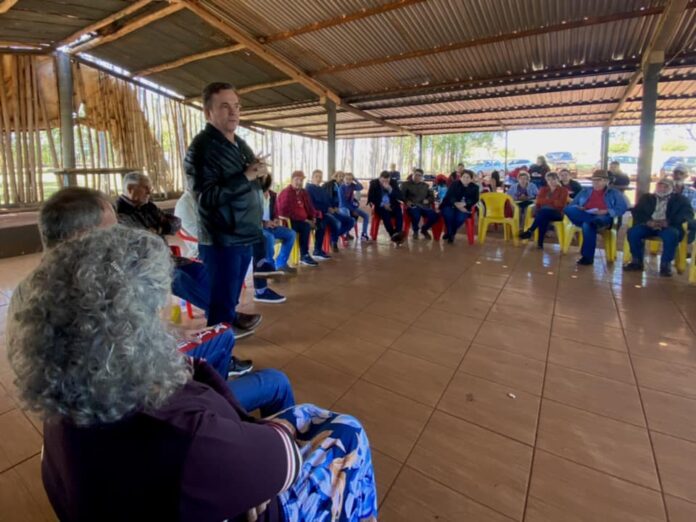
[536,185,569,212]
[276,185,317,221]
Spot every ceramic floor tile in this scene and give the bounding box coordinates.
[333,380,432,462]
[474,320,550,362]
[287,301,360,330]
[548,336,635,384]
[438,372,540,445]
[551,316,627,351]
[390,326,471,368]
[302,331,386,376]
[408,411,532,520]
[553,299,622,329]
[363,350,454,407]
[525,450,666,522]
[625,331,696,368]
[487,302,553,330]
[651,432,696,503]
[257,317,332,353]
[459,343,546,395]
[632,356,696,399]
[371,449,402,506]
[0,383,16,415]
[641,388,696,442]
[380,467,513,522]
[665,495,696,522]
[0,409,42,472]
[281,356,356,409]
[336,311,410,347]
[495,290,555,315]
[543,364,645,426]
[14,455,57,521]
[363,295,430,324]
[0,467,54,522]
[537,400,659,489]
[414,308,483,342]
[231,336,297,370]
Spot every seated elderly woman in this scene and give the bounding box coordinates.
[7,225,378,522]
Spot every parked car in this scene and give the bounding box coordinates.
[545,151,577,173]
[660,155,696,177]
[506,158,532,172]
[595,155,639,180]
[468,159,504,175]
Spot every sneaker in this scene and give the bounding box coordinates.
[412,231,419,239]
[279,265,298,276]
[659,264,673,277]
[623,262,644,272]
[228,356,253,377]
[421,229,432,240]
[234,312,262,331]
[442,234,450,241]
[331,242,339,253]
[519,230,533,240]
[360,233,372,241]
[300,254,319,266]
[576,257,593,266]
[446,237,454,244]
[391,232,405,244]
[254,260,283,277]
[232,325,255,341]
[253,288,287,304]
[345,233,354,240]
[313,251,331,261]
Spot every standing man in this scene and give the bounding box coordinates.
[401,168,438,239]
[609,160,630,192]
[564,170,627,266]
[368,170,405,244]
[184,82,264,333]
[387,163,401,183]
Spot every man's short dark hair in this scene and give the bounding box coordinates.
[379,170,391,179]
[260,174,273,192]
[414,168,424,175]
[202,82,236,110]
[610,160,620,166]
[461,169,475,179]
[39,187,113,249]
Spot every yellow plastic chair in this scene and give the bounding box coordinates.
[478,193,519,246]
[277,217,301,266]
[522,203,566,250]
[623,218,689,274]
[689,242,696,284]
[562,216,618,262]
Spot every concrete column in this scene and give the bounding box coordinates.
[55,51,76,187]
[325,100,336,176]
[417,134,423,168]
[504,130,509,175]
[637,56,662,198]
[600,127,610,172]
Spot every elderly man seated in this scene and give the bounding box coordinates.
[401,168,438,239]
[672,164,696,246]
[277,170,322,266]
[624,177,694,277]
[564,170,628,265]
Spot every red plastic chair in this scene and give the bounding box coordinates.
[370,206,399,240]
[402,204,446,241]
[169,244,195,320]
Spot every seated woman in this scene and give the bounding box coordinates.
[339,172,371,241]
[440,169,479,244]
[519,171,569,248]
[7,225,378,522]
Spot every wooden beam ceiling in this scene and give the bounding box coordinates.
[237,78,298,94]
[310,6,668,76]
[135,43,246,77]
[69,3,186,54]
[56,0,152,48]
[258,0,427,44]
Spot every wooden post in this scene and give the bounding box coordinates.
[326,99,336,176]
[417,134,423,168]
[637,55,662,199]
[504,130,509,175]
[56,51,76,187]
[600,127,610,172]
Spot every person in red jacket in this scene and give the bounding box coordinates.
[276,170,321,267]
[519,171,569,248]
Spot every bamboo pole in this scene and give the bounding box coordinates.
[0,56,17,203]
[14,56,25,202]
[30,57,44,200]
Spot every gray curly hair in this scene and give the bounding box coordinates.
[7,225,190,426]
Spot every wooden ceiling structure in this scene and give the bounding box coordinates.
[0,0,695,141]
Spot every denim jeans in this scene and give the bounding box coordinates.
[342,207,369,236]
[183,328,235,379]
[198,244,252,326]
[407,206,439,232]
[171,261,210,314]
[290,220,312,256]
[229,369,296,417]
[528,207,563,247]
[441,206,470,239]
[627,224,683,266]
[376,205,403,237]
[323,211,355,243]
[263,226,295,269]
[564,206,613,261]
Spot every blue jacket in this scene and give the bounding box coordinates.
[570,187,628,218]
[306,183,332,213]
[338,181,363,210]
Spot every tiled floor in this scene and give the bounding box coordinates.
[1,232,696,521]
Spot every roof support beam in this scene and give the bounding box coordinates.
[607,0,690,125]
[237,79,299,95]
[56,0,152,48]
[69,3,186,54]
[135,44,246,77]
[310,5,683,76]
[259,0,428,43]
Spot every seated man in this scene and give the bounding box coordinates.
[259,175,297,275]
[367,170,405,244]
[440,169,479,244]
[306,169,355,253]
[564,170,628,265]
[277,170,321,266]
[8,187,297,414]
[624,177,693,277]
[672,164,696,245]
[339,172,371,241]
[401,168,438,239]
[559,168,582,199]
